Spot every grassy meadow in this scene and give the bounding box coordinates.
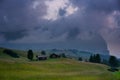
[0,48,119,80]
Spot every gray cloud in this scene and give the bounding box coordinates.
[1,30,27,41]
[0,0,120,57]
[0,0,118,41]
[0,0,46,41]
[67,27,80,40]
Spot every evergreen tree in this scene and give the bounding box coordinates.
[89,55,93,62]
[93,54,96,63]
[96,54,101,63]
[109,56,118,68]
[41,50,46,55]
[27,49,33,60]
[61,53,66,58]
[78,57,82,61]
[89,54,101,63]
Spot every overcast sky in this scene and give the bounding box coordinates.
[0,0,120,57]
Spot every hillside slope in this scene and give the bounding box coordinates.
[0,48,119,80]
[0,47,28,62]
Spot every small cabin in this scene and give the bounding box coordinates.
[36,55,47,60]
[49,53,60,58]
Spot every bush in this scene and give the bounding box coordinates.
[108,68,119,72]
[109,56,119,67]
[3,49,19,58]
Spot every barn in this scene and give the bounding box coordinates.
[49,53,60,58]
[36,55,47,60]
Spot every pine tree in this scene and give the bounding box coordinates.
[109,56,118,68]
[89,55,93,62]
[61,53,66,58]
[41,50,46,55]
[27,49,33,60]
[96,54,101,63]
[89,54,101,63]
[78,57,83,61]
[93,54,96,63]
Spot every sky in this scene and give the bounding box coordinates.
[0,0,120,57]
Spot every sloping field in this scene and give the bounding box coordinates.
[0,58,117,80]
[0,48,119,80]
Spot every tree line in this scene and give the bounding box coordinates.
[89,54,101,63]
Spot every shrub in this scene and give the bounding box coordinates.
[109,56,119,68]
[3,49,19,58]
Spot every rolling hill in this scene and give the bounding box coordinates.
[0,47,119,80]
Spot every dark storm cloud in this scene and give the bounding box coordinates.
[1,30,27,40]
[67,27,80,39]
[1,0,119,41]
[117,0,120,9]
[87,0,118,12]
[0,0,46,41]
[41,0,120,57]
[72,0,120,12]
[0,0,120,57]
[0,0,4,3]
[0,0,29,41]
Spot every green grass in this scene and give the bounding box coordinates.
[0,48,119,80]
[0,48,28,62]
[0,58,117,80]
[114,71,120,80]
